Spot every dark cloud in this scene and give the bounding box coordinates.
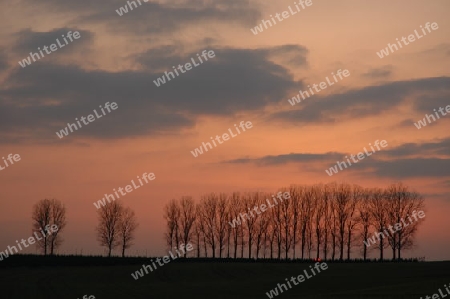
[395,118,417,128]
[411,93,450,114]
[136,44,308,72]
[264,45,309,68]
[223,139,450,179]
[269,76,450,125]
[0,45,306,143]
[224,152,344,166]
[20,0,261,35]
[361,158,450,178]
[419,43,450,57]
[362,65,392,79]
[13,28,94,57]
[380,138,450,158]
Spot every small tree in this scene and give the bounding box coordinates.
[179,196,196,257]
[32,198,67,255]
[163,199,180,251]
[118,207,139,257]
[96,201,123,257]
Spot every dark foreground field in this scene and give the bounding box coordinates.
[0,257,449,299]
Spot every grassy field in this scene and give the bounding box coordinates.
[0,257,449,299]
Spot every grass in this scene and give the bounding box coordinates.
[0,256,449,299]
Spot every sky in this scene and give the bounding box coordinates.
[0,0,449,260]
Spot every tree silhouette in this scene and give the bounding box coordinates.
[162,182,426,261]
[118,206,139,258]
[32,198,66,255]
[96,201,122,257]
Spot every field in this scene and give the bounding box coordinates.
[0,256,449,299]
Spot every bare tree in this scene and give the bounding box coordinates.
[96,201,123,257]
[32,198,66,255]
[160,182,425,261]
[199,193,219,258]
[163,199,180,251]
[216,193,228,258]
[358,188,373,261]
[193,204,203,258]
[118,207,138,257]
[289,185,302,259]
[279,189,293,259]
[179,196,196,257]
[254,192,270,259]
[271,196,283,259]
[48,199,67,255]
[312,184,325,260]
[334,183,352,260]
[242,192,259,259]
[385,183,425,260]
[346,185,361,260]
[330,195,338,260]
[228,192,241,259]
[322,183,333,260]
[32,199,51,255]
[397,190,425,259]
[368,188,389,260]
[267,215,276,259]
[299,185,313,259]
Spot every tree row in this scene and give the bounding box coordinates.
[163,182,425,261]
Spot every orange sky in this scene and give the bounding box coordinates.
[0,0,449,260]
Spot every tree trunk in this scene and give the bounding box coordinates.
[293,230,296,259]
[331,233,336,261]
[203,236,207,258]
[233,235,238,259]
[44,236,48,256]
[392,244,396,260]
[347,228,351,260]
[248,237,252,259]
[277,240,281,260]
[50,240,55,256]
[379,232,384,261]
[227,233,230,258]
[301,228,306,259]
[363,229,368,261]
[196,234,200,258]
